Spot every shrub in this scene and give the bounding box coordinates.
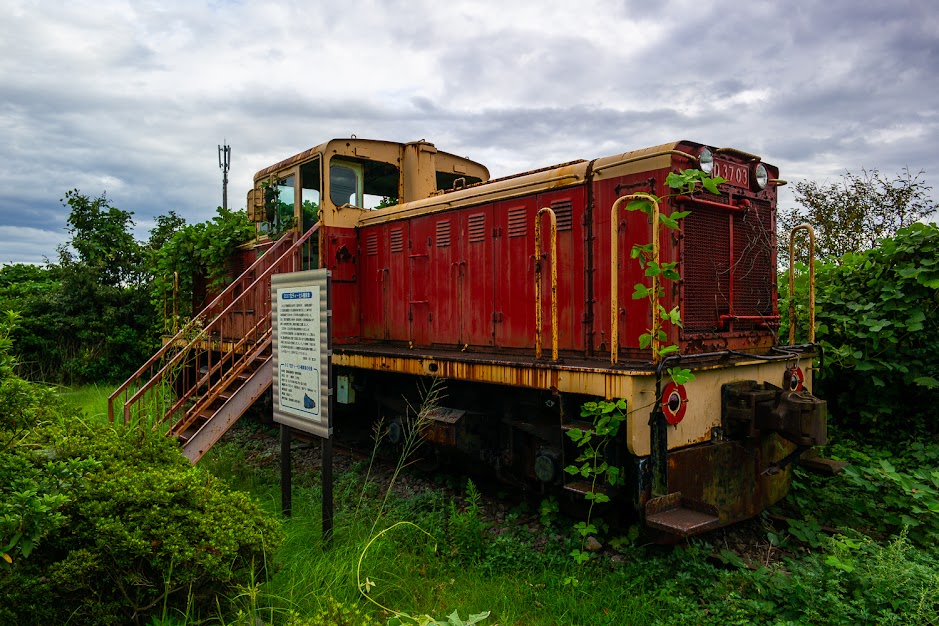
[1,404,283,625]
[21,422,281,625]
[783,223,939,436]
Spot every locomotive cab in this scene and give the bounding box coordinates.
[247,139,490,236]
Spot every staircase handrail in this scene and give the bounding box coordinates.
[108,225,318,425]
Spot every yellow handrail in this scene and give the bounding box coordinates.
[610,193,660,365]
[788,224,817,344]
[534,208,558,360]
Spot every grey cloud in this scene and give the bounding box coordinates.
[1,0,938,264]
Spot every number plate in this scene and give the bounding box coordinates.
[713,159,749,188]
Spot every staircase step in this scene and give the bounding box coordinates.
[644,492,721,537]
[561,420,595,433]
[563,481,607,496]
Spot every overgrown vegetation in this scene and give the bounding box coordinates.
[0,191,255,384]
[0,314,281,625]
[151,206,256,323]
[192,416,939,625]
[782,222,939,436]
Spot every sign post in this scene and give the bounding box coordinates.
[271,270,332,541]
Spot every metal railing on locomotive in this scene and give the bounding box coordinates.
[534,207,559,361]
[108,224,321,431]
[610,193,663,365]
[788,223,817,345]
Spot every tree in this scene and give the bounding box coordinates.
[147,210,187,252]
[57,189,141,287]
[50,190,155,382]
[779,168,938,262]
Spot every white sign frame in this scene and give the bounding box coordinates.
[271,269,332,437]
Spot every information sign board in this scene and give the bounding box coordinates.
[271,270,331,437]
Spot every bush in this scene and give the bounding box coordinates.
[0,331,283,626]
[0,420,284,625]
[783,223,939,436]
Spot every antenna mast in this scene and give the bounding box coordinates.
[218,142,231,210]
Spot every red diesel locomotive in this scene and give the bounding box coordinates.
[111,137,828,538]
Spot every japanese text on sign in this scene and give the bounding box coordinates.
[276,286,321,421]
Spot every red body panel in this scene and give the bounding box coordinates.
[318,150,779,360]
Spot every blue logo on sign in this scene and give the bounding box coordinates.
[282,291,313,300]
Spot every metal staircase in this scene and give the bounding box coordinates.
[108,223,320,462]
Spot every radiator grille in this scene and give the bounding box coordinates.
[731,201,775,328]
[366,233,378,256]
[682,199,775,332]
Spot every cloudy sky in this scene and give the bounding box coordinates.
[1,0,937,264]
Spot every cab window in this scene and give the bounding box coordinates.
[330,162,362,207]
[330,157,399,209]
[300,159,321,231]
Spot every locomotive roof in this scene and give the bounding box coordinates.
[252,137,490,184]
[357,140,695,227]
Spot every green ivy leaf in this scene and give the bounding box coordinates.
[659,214,679,230]
[626,199,653,215]
[702,176,726,194]
[914,376,939,389]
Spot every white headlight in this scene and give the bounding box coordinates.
[698,148,713,175]
[753,163,768,190]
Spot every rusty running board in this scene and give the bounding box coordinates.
[644,492,721,537]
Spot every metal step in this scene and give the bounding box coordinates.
[563,481,607,496]
[644,492,721,537]
[180,358,273,463]
[799,448,848,476]
[561,420,595,433]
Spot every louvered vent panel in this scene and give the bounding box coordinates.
[390,228,404,253]
[551,200,573,231]
[436,221,451,247]
[366,233,378,256]
[507,207,527,238]
[467,213,486,243]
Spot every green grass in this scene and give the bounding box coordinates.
[55,386,939,625]
[57,382,114,424]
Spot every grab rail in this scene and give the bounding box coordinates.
[108,224,320,427]
[611,193,661,365]
[534,207,558,360]
[788,224,816,344]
